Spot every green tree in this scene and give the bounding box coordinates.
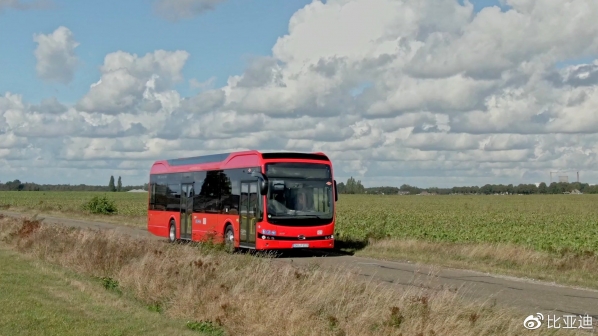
[117,176,122,192]
[108,176,116,192]
[400,184,421,195]
[6,179,24,191]
[336,181,345,194]
[344,177,365,194]
[345,177,356,194]
[480,184,493,195]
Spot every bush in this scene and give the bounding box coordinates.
[186,320,226,335]
[82,195,118,215]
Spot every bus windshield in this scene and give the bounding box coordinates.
[265,163,333,221]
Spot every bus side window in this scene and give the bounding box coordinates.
[154,182,168,210]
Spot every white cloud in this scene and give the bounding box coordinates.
[0,0,52,13]
[76,50,189,114]
[33,26,79,84]
[153,0,226,21]
[3,0,598,187]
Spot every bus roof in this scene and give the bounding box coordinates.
[150,150,331,175]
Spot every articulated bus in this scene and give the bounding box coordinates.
[147,150,338,250]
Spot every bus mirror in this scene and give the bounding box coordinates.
[251,171,268,195]
[334,180,338,202]
[259,178,268,195]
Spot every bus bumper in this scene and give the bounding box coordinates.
[255,238,334,250]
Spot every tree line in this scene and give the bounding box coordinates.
[2,174,597,195]
[0,176,147,192]
[336,177,598,195]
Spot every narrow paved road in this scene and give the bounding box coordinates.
[2,210,598,324]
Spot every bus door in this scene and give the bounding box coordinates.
[240,181,258,248]
[180,183,194,240]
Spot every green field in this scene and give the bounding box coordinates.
[0,191,147,217]
[1,191,597,256]
[0,246,202,336]
[337,194,598,256]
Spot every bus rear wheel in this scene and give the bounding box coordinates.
[169,220,176,243]
[224,225,234,253]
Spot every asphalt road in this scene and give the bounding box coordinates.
[2,210,598,324]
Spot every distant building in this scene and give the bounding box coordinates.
[418,191,437,196]
[127,189,147,193]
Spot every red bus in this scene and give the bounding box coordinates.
[147,150,338,251]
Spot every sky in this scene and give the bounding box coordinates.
[1,0,598,188]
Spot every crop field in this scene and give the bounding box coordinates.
[0,191,147,217]
[337,194,598,256]
[1,191,597,256]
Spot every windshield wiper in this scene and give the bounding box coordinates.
[269,214,325,219]
[298,214,323,218]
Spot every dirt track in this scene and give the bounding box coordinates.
[2,210,598,324]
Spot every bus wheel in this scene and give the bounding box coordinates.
[169,220,176,243]
[224,225,234,253]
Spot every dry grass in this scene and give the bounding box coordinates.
[1,206,146,227]
[0,215,583,336]
[358,239,598,289]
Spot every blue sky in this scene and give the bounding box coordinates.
[0,0,509,105]
[0,0,314,104]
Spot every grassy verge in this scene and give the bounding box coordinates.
[0,215,571,336]
[0,207,145,228]
[351,239,598,290]
[4,207,598,291]
[0,246,201,335]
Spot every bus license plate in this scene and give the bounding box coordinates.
[292,243,309,248]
